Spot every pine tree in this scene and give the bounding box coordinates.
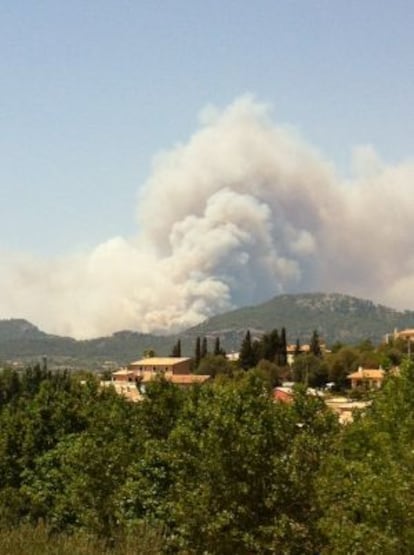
[201,337,208,359]
[270,329,280,363]
[260,332,272,361]
[170,339,181,357]
[214,337,221,356]
[195,337,201,367]
[279,327,288,366]
[310,330,322,357]
[239,330,255,370]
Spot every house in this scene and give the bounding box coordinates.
[347,367,385,390]
[101,380,142,402]
[225,352,240,362]
[127,357,192,376]
[286,342,329,365]
[168,374,211,386]
[392,329,414,356]
[110,356,210,394]
[273,386,295,404]
[325,397,371,424]
[286,344,311,365]
[393,328,414,342]
[111,369,136,382]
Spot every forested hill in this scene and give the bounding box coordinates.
[0,319,171,366]
[187,293,414,347]
[1,293,414,365]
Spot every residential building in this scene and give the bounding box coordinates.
[347,367,385,390]
[109,356,210,396]
[393,328,414,342]
[127,357,192,375]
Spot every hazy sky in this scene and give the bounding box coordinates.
[1,1,414,337]
[1,1,413,256]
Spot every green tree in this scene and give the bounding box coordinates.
[194,337,201,367]
[138,378,185,440]
[254,359,282,387]
[317,360,414,554]
[293,354,328,387]
[0,368,21,407]
[201,337,208,359]
[238,330,255,370]
[23,393,139,537]
[310,330,322,357]
[170,339,181,357]
[196,354,233,378]
[155,374,338,553]
[213,336,225,357]
[326,346,359,388]
[278,327,288,366]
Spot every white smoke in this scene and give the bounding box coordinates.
[1,96,413,338]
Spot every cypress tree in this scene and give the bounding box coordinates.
[170,339,181,357]
[294,338,301,356]
[310,330,322,357]
[269,329,280,363]
[279,327,288,366]
[201,337,208,359]
[195,337,201,367]
[239,330,255,370]
[214,337,221,356]
[260,332,272,361]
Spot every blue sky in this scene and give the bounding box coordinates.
[1,0,413,256]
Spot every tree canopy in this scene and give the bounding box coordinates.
[0,358,414,553]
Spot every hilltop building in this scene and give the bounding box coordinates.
[107,357,210,401]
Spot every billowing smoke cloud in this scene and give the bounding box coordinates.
[1,96,413,338]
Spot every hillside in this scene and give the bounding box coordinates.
[0,320,174,368]
[187,293,414,348]
[1,293,414,366]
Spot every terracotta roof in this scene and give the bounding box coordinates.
[347,369,385,380]
[395,329,414,338]
[112,368,135,376]
[273,387,294,404]
[128,357,191,366]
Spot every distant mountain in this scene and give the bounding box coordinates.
[1,293,413,367]
[186,293,414,349]
[0,319,172,368]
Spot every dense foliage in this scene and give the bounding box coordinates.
[0,360,414,553]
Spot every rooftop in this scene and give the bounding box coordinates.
[395,329,414,338]
[129,357,191,366]
[347,368,385,380]
[112,368,135,376]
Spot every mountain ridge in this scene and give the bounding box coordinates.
[1,293,413,366]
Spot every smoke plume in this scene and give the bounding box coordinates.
[1,96,413,338]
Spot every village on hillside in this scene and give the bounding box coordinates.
[100,326,414,423]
